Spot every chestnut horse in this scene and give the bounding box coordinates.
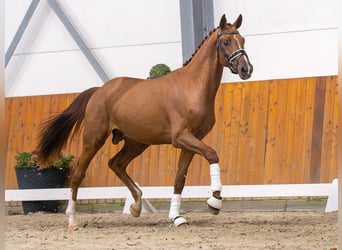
[37,14,253,229]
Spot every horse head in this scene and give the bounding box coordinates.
[217,14,253,80]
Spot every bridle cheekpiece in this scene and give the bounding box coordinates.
[217,31,248,71]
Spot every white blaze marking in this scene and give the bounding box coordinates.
[233,35,251,74]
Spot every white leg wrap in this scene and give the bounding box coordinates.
[169,194,187,227]
[169,194,181,220]
[207,195,223,210]
[210,163,222,192]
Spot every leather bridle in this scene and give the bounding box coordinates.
[217,31,248,71]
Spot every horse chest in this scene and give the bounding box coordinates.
[187,108,215,134]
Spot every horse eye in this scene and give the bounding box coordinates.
[223,40,229,46]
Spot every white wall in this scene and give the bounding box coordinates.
[5,0,182,96]
[5,0,338,97]
[214,0,338,83]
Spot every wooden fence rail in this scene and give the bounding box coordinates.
[5,76,337,189]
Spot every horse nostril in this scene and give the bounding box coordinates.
[241,66,248,74]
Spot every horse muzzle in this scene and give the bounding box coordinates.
[238,59,253,80]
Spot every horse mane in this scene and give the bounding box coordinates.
[183,27,219,67]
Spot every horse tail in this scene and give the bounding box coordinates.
[37,87,99,162]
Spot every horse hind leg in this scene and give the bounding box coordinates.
[66,126,108,230]
[108,138,148,217]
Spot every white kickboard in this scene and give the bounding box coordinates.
[325,178,338,213]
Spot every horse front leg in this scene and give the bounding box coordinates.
[108,138,148,217]
[169,150,194,227]
[172,130,223,215]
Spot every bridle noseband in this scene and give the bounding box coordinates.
[217,31,247,70]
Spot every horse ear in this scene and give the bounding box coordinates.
[233,14,243,29]
[219,14,227,30]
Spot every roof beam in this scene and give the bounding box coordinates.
[47,0,109,82]
[5,0,40,67]
[6,0,110,83]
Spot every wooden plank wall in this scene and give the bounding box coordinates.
[5,76,337,189]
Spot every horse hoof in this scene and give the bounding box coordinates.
[207,204,220,215]
[130,204,141,217]
[68,225,79,231]
[172,216,188,227]
[207,195,222,215]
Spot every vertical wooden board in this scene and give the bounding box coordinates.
[277,80,291,183]
[4,98,12,144]
[259,81,271,183]
[96,139,112,187]
[201,155,211,185]
[247,81,269,184]
[320,76,337,182]
[16,97,28,152]
[139,146,151,186]
[215,84,229,185]
[310,77,326,183]
[198,136,210,185]
[319,76,332,182]
[266,79,290,183]
[235,83,251,184]
[290,78,307,183]
[329,75,338,181]
[20,97,29,151]
[4,98,12,167]
[4,101,10,181]
[163,145,177,186]
[130,147,142,186]
[5,98,14,171]
[158,144,168,186]
[300,78,316,183]
[280,79,296,183]
[264,80,277,184]
[330,76,338,181]
[229,83,243,183]
[285,79,300,183]
[135,144,152,186]
[148,145,161,186]
[31,95,41,149]
[213,85,224,156]
[245,83,256,184]
[220,84,235,184]
[245,82,257,184]
[187,151,204,185]
[56,93,67,112]
[23,96,33,151]
[328,76,338,181]
[5,98,17,189]
[169,145,179,186]
[105,142,120,187]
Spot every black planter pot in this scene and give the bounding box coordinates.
[15,166,69,214]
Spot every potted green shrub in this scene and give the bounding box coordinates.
[15,151,73,214]
[148,63,171,79]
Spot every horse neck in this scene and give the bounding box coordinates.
[183,31,223,101]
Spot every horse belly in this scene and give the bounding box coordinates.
[111,104,172,145]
